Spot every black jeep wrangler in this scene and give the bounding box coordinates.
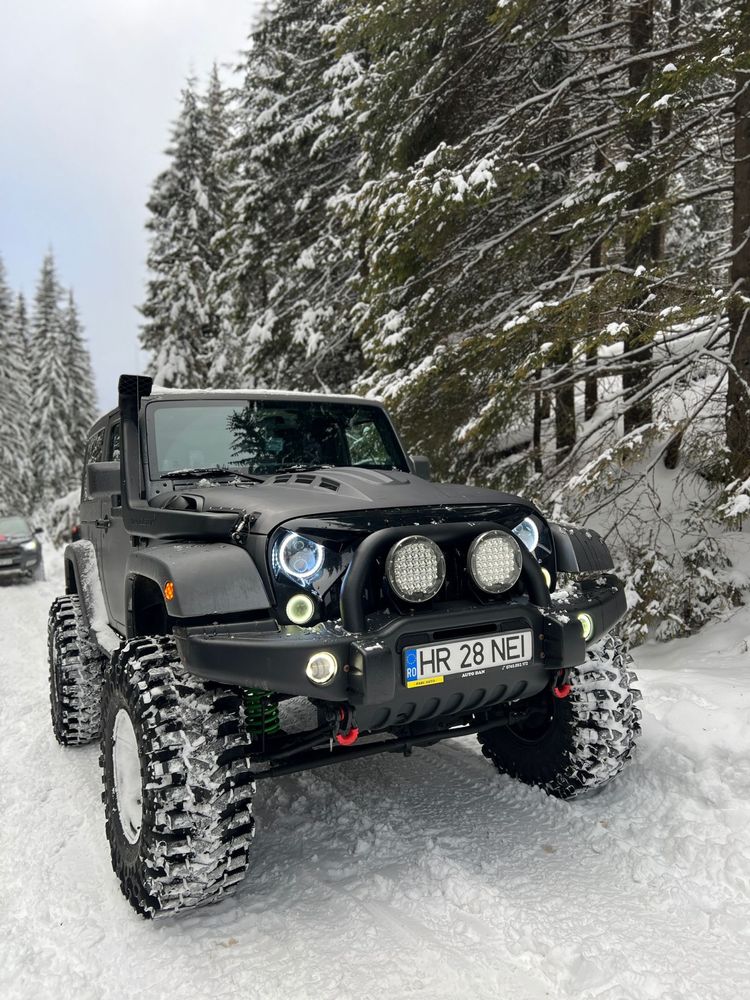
[48,375,641,918]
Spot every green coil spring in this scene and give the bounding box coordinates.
[245,689,281,736]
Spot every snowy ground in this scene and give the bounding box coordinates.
[1,547,749,1000]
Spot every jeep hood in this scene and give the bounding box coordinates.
[163,468,540,536]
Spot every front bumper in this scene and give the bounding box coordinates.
[173,574,626,719]
[0,546,42,577]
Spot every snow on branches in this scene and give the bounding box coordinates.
[139,0,750,641]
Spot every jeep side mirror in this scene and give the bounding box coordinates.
[87,461,120,499]
[410,454,431,480]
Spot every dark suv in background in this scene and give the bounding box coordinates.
[0,515,45,582]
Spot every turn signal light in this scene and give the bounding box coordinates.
[164,580,175,602]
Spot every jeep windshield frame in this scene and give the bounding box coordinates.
[144,397,410,480]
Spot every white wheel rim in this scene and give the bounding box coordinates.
[112,708,143,844]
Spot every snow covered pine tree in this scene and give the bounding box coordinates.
[0,261,33,514]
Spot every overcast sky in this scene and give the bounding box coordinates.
[0,0,260,411]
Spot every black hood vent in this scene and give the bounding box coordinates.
[269,472,341,493]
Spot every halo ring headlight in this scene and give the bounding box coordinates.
[468,530,523,594]
[385,535,446,603]
[512,516,540,553]
[578,612,594,640]
[286,593,315,625]
[278,532,325,580]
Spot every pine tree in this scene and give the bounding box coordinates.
[61,290,98,485]
[141,77,226,387]
[202,65,240,388]
[0,263,33,514]
[29,253,71,505]
[219,1,362,392]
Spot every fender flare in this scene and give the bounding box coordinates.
[550,522,615,574]
[63,539,122,653]
[126,542,272,621]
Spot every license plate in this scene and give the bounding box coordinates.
[404,629,533,688]
[0,557,15,566]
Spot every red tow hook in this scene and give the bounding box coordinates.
[335,707,360,746]
[552,672,572,699]
[336,727,360,747]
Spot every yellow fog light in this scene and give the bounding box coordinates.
[305,651,338,686]
[541,567,551,588]
[578,612,594,641]
[286,593,315,625]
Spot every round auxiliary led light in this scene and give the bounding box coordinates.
[385,535,446,603]
[578,612,594,641]
[468,530,523,594]
[286,593,315,625]
[305,651,338,686]
[279,532,324,580]
[512,516,540,553]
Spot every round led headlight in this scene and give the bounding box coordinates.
[512,516,539,552]
[385,535,446,603]
[306,651,338,685]
[468,530,523,594]
[278,532,324,580]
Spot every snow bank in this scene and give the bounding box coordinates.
[1,559,749,1000]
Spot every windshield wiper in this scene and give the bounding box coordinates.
[160,466,262,483]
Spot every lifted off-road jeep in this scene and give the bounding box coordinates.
[48,375,641,917]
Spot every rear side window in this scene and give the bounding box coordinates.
[81,429,105,502]
[107,423,121,462]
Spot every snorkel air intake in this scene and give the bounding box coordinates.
[117,374,238,540]
[118,373,152,527]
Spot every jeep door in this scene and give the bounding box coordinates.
[79,427,105,544]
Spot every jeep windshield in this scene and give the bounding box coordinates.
[147,399,409,478]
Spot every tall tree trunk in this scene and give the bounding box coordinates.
[555,340,575,460]
[585,0,614,423]
[533,369,543,474]
[623,1,656,435]
[657,0,683,467]
[548,0,575,460]
[726,46,750,478]
[653,0,680,261]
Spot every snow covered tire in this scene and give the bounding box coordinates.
[48,595,105,746]
[100,635,255,918]
[479,634,642,799]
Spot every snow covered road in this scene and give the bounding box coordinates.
[2,553,749,1000]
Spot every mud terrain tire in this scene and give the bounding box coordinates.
[48,595,105,745]
[479,634,642,799]
[100,635,255,918]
